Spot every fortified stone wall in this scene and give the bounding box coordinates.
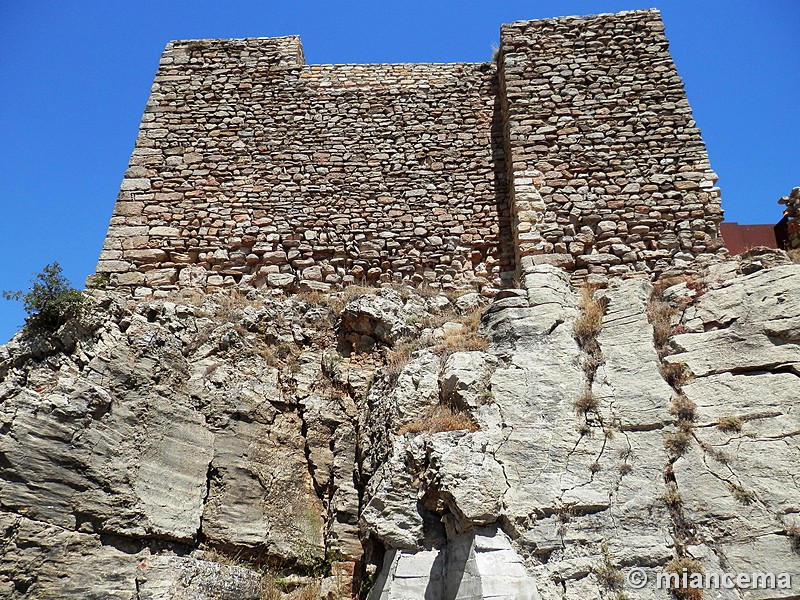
[96,36,512,294]
[499,10,723,277]
[96,9,723,295]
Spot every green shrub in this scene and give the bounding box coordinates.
[3,262,87,333]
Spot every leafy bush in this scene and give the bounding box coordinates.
[3,262,87,333]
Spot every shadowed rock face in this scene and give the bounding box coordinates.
[4,251,798,599]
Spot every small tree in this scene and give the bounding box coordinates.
[3,262,87,333]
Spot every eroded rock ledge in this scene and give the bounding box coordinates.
[1,251,799,599]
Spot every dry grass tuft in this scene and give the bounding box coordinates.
[199,545,324,599]
[215,289,261,320]
[664,429,692,457]
[716,415,743,433]
[669,395,697,423]
[729,483,756,505]
[699,441,731,464]
[661,361,689,389]
[432,305,488,357]
[295,282,378,317]
[662,481,682,507]
[200,547,241,566]
[259,576,321,600]
[296,289,328,307]
[398,405,478,436]
[380,304,486,386]
[647,298,677,353]
[664,557,704,600]
[574,388,600,415]
[253,339,299,368]
[338,283,378,301]
[787,525,800,553]
[383,340,421,383]
[435,327,488,355]
[581,354,602,379]
[573,285,605,355]
[594,544,624,591]
[663,393,697,460]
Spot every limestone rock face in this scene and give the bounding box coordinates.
[1,255,799,598]
[370,526,539,600]
[339,289,418,350]
[667,264,800,587]
[0,293,340,598]
[359,259,800,599]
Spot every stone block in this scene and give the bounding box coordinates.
[96,260,131,273]
[119,178,151,191]
[145,268,177,286]
[267,273,296,288]
[113,272,146,286]
[124,249,167,262]
[150,226,180,237]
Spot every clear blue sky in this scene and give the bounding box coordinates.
[1,1,797,342]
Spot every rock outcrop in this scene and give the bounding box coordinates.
[1,252,799,598]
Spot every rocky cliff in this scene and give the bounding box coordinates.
[1,251,799,599]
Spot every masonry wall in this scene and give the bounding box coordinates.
[779,187,800,250]
[498,9,723,276]
[96,9,725,294]
[96,36,512,294]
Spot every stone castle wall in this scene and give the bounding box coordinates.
[499,11,723,276]
[96,9,723,295]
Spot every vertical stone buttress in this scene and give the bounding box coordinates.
[497,10,724,278]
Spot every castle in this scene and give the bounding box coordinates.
[6,10,800,599]
[95,9,724,295]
